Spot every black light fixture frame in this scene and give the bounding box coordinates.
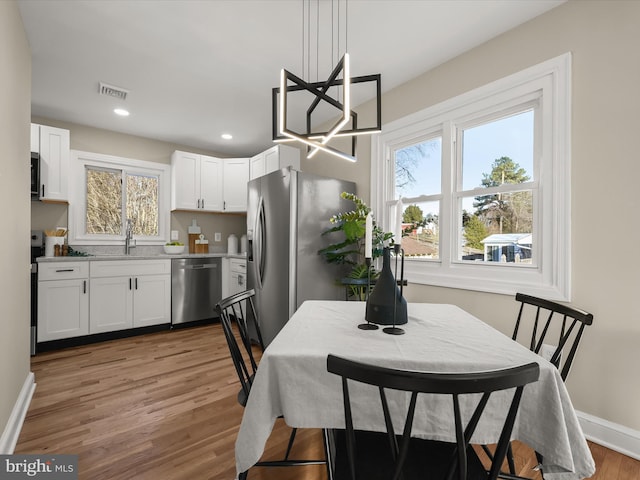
[272,70,381,158]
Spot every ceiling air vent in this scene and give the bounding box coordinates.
[99,82,129,101]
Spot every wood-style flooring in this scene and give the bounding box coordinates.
[15,323,639,479]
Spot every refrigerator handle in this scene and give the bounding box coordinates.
[257,197,267,287]
[250,195,265,291]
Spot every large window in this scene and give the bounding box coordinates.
[371,53,571,300]
[69,151,170,245]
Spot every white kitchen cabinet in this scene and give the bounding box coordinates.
[172,150,249,213]
[89,275,133,333]
[89,259,171,334]
[171,151,223,211]
[132,274,172,328]
[31,123,70,201]
[30,123,40,153]
[223,157,249,212]
[249,153,266,179]
[38,262,89,342]
[249,144,300,180]
[229,258,247,296]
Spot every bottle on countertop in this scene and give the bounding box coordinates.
[228,234,238,255]
[240,234,247,254]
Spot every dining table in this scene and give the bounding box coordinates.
[234,300,596,480]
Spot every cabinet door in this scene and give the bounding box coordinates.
[223,158,249,212]
[250,152,265,180]
[38,279,89,341]
[171,151,201,210]
[200,155,223,211]
[39,125,70,201]
[30,124,40,153]
[133,274,171,327]
[264,146,281,174]
[90,276,134,334]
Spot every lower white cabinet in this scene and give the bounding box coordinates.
[90,276,133,333]
[38,262,89,342]
[37,259,171,343]
[229,258,247,296]
[90,260,171,334]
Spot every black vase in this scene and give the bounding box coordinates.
[366,247,407,325]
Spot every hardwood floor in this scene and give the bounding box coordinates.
[15,324,638,479]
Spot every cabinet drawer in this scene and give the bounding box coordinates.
[38,261,89,281]
[230,259,246,273]
[90,259,171,278]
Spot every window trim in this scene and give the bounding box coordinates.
[68,150,171,246]
[371,53,571,300]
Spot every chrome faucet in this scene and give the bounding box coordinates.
[125,219,136,255]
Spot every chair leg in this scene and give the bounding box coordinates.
[283,427,298,460]
[482,443,495,462]
[322,428,336,480]
[534,450,545,479]
[238,471,248,480]
[506,442,516,474]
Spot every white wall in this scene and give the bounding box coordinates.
[308,0,640,433]
[0,0,33,449]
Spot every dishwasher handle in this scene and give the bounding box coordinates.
[184,263,218,270]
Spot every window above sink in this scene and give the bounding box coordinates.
[68,150,171,246]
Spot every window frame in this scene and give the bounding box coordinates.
[68,150,171,246]
[371,53,571,300]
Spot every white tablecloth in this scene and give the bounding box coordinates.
[235,301,595,479]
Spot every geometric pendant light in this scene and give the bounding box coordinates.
[273,56,381,162]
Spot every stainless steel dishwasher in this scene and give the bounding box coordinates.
[171,257,222,325]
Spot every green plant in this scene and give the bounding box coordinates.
[318,192,394,298]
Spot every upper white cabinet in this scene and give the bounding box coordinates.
[171,151,249,212]
[171,151,223,211]
[30,124,40,153]
[249,144,300,180]
[223,157,249,212]
[31,124,70,202]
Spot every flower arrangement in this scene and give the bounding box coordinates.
[318,192,394,298]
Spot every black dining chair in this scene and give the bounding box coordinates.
[482,292,594,479]
[326,354,540,480]
[511,293,593,381]
[215,289,326,479]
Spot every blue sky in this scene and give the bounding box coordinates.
[396,110,534,215]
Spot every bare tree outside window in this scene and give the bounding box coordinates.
[86,167,122,235]
[126,174,159,236]
[85,167,159,237]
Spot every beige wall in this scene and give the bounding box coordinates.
[30,117,248,249]
[0,0,32,443]
[338,0,640,431]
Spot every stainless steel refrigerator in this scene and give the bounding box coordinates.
[247,167,356,346]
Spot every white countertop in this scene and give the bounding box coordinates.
[37,252,247,262]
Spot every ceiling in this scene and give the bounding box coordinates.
[18,0,565,158]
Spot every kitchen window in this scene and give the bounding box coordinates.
[68,151,170,245]
[371,53,571,300]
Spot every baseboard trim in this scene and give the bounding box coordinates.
[0,372,36,454]
[577,410,640,460]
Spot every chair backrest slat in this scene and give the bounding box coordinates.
[513,293,593,381]
[327,354,539,480]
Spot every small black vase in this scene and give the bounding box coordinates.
[366,247,408,325]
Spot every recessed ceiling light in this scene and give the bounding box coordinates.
[114,108,130,117]
[221,133,233,140]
